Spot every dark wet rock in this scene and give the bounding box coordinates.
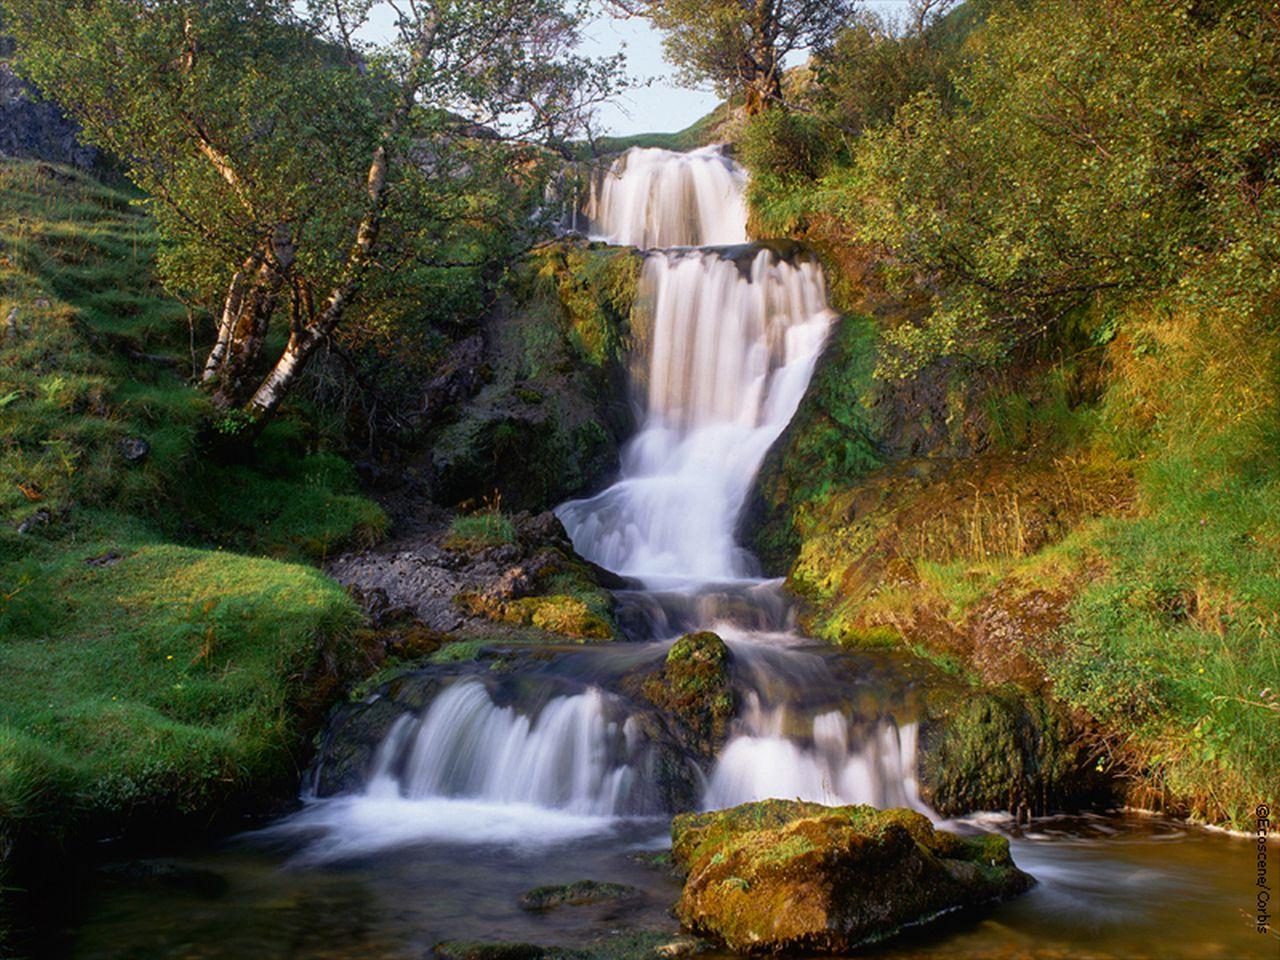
[630,632,735,759]
[422,333,487,420]
[920,689,1105,820]
[309,695,417,797]
[15,508,50,536]
[517,880,640,911]
[1,48,101,170]
[117,436,150,464]
[421,241,641,514]
[83,550,122,567]
[671,800,1033,955]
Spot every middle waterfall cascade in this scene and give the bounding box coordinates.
[295,146,932,857]
[557,247,834,582]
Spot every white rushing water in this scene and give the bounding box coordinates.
[289,146,930,859]
[364,681,643,816]
[571,145,749,248]
[558,222,835,580]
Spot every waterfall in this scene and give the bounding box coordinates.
[363,681,652,816]
[571,145,749,248]
[291,146,930,858]
[556,249,834,583]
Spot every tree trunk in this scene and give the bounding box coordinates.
[203,225,295,410]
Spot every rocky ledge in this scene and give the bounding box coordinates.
[671,800,1033,954]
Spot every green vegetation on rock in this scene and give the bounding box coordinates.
[517,880,639,911]
[427,241,643,513]
[638,632,736,757]
[670,800,1032,954]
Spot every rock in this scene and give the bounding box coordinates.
[117,436,150,464]
[919,689,1104,820]
[671,800,1033,954]
[309,695,417,797]
[517,879,640,911]
[432,942,585,960]
[0,51,101,170]
[83,550,122,567]
[653,937,706,958]
[16,508,50,536]
[638,632,735,758]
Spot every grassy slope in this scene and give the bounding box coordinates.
[0,161,384,886]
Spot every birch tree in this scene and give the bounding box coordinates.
[2,0,621,422]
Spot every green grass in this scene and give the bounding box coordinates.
[0,159,382,878]
[446,511,517,548]
[1036,304,1280,824]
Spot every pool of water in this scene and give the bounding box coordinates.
[42,810,1275,959]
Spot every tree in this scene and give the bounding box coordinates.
[1,0,621,422]
[612,0,857,114]
[832,0,1280,374]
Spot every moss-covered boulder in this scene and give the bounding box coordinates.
[920,689,1104,818]
[671,800,1032,954]
[638,632,736,757]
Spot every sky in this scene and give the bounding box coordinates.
[582,1,913,135]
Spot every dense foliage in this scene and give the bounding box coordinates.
[745,0,1279,374]
[741,0,1280,826]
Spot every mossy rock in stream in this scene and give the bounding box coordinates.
[518,880,640,911]
[637,632,736,758]
[671,800,1033,955]
[920,689,1107,818]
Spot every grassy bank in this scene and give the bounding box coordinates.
[737,0,1279,829]
[0,160,384,904]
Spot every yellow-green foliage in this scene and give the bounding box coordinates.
[1043,301,1280,825]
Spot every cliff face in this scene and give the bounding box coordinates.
[1,38,99,169]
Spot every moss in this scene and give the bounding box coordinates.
[0,160,381,904]
[744,313,882,575]
[920,689,1100,818]
[517,880,639,911]
[670,800,1031,954]
[639,633,735,757]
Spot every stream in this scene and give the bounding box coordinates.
[57,146,1271,959]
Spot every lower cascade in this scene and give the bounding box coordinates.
[295,145,933,856]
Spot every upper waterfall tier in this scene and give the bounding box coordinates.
[573,145,749,249]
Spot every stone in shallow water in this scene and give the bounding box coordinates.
[671,800,1034,955]
[517,879,640,911]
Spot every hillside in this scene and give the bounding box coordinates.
[0,160,385,930]
[737,0,1279,827]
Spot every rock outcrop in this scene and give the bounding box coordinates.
[671,800,1033,954]
[1,38,100,169]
